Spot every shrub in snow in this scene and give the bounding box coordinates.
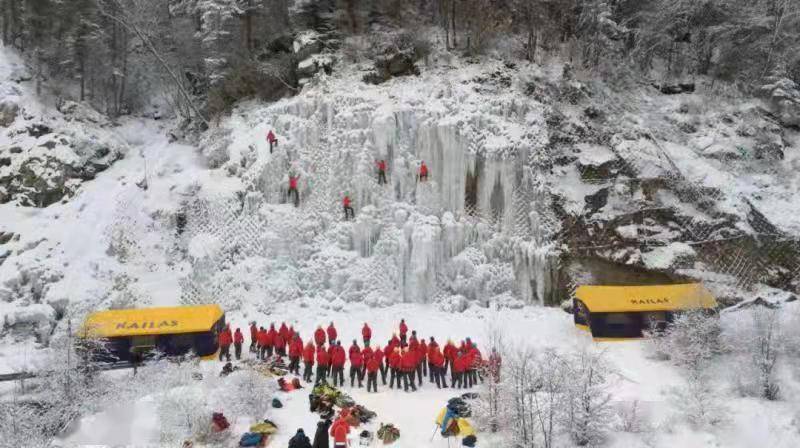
[434,294,469,313]
[724,307,784,400]
[158,387,210,445]
[209,369,276,421]
[647,311,726,427]
[560,349,615,446]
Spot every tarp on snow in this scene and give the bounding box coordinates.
[81,304,224,338]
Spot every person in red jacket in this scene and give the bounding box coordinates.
[288,334,303,375]
[279,322,289,342]
[427,337,439,382]
[257,327,268,360]
[314,326,326,347]
[288,173,300,207]
[453,352,466,389]
[443,340,457,382]
[362,345,373,362]
[429,345,447,389]
[419,161,429,182]
[327,322,338,345]
[348,340,361,359]
[349,349,364,388]
[372,346,386,385]
[266,130,278,153]
[266,324,278,357]
[330,341,346,387]
[249,322,258,353]
[388,347,401,389]
[365,353,380,392]
[316,345,330,384]
[233,328,244,360]
[274,331,286,357]
[399,319,408,345]
[361,323,372,346]
[330,417,349,448]
[342,194,354,221]
[218,325,233,362]
[302,341,316,383]
[376,159,387,185]
[401,348,418,392]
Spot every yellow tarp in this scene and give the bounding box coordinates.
[81,304,224,338]
[435,408,475,437]
[575,283,716,313]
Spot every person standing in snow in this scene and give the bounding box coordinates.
[361,323,372,346]
[388,347,401,389]
[399,319,408,345]
[327,322,338,345]
[401,348,417,392]
[312,418,331,448]
[331,341,346,387]
[419,337,428,380]
[279,322,290,342]
[274,330,286,357]
[303,341,316,382]
[218,325,233,362]
[429,345,447,388]
[342,193,354,221]
[267,130,278,153]
[266,324,278,357]
[233,328,244,360]
[289,334,303,374]
[443,339,457,381]
[257,327,267,359]
[349,348,364,388]
[418,161,429,182]
[428,337,439,382]
[249,322,258,354]
[365,353,380,393]
[288,173,300,207]
[376,159,387,185]
[314,326,327,347]
[316,345,330,384]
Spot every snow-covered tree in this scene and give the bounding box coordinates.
[561,349,615,446]
[725,307,784,400]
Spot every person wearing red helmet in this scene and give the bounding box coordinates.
[330,341,346,387]
[361,323,372,346]
[327,322,338,345]
[288,334,303,375]
[314,326,326,347]
[218,325,233,362]
[302,341,316,382]
[233,328,244,360]
[315,345,330,384]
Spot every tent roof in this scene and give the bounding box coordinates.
[81,304,224,338]
[575,283,717,313]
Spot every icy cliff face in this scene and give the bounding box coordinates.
[192,62,561,309]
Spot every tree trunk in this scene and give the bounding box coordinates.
[79,56,85,101]
[117,30,128,114]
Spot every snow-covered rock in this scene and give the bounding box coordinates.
[642,242,697,270]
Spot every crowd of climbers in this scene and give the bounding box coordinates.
[216,318,502,393]
[272,125,432,222]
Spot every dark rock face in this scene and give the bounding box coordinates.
[363,50,419,85]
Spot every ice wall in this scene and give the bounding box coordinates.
[215,75,559,306]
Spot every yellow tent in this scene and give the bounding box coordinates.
[81,304,224,338]
[573,284,717,340]
[575,283,716,313]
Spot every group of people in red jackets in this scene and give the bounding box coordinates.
[216,325,245,362]
[222,318,502,394]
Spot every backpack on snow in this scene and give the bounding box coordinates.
[272,398,283,408]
